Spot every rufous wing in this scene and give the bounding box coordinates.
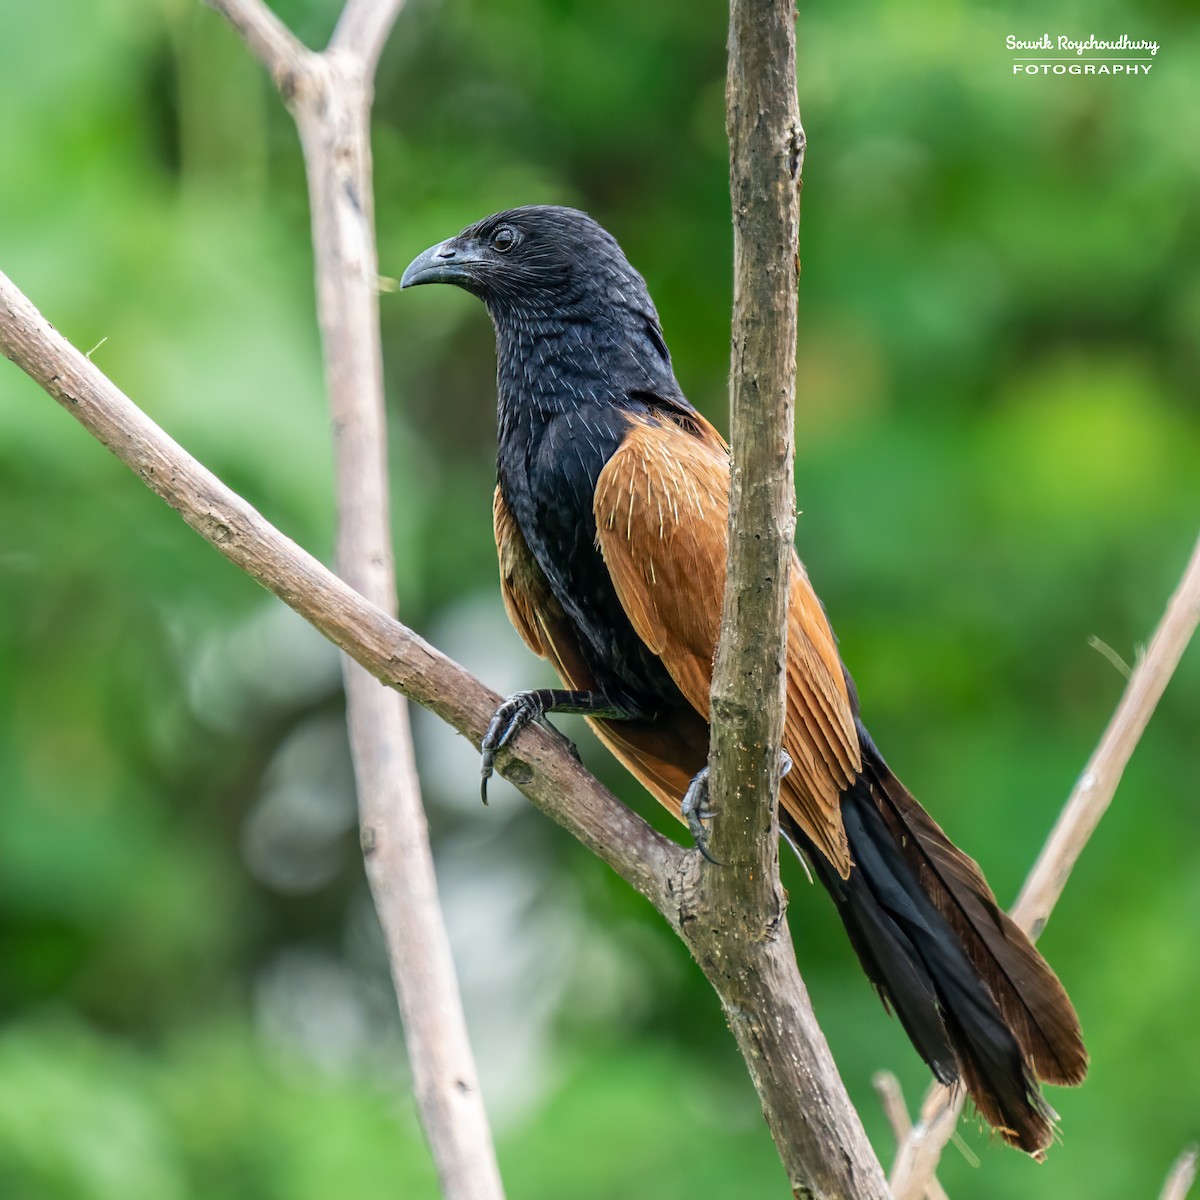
[494,484,710,815]
[593,413,859,875]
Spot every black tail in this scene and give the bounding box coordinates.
[792,723,1087,1156]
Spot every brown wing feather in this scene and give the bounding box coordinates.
[494,486,550,657]
[593,415,858,875]
[494,485,707,816]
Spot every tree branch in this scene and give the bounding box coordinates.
[2,265,685,1192]
[1011,533,1200,934]
[3,264,900,1197]
[331,0,408,74]
[668,3,890,1196]
[889,532,1200,1200]
[0,269,684,901]
[872,1073,949,1200]
[708,0,801,897]
[1161,1146,1199,1200]
[204,3,505,1196]
[202,0,309,81]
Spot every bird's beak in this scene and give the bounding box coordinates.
[400,237,482,289]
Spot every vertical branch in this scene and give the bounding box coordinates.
[707,0,803,901]
[205,3,505,1198]
[331,0,407,73]
[676,2,890,1196]
[871,1072,949,1200]
[890,532,1200,1200]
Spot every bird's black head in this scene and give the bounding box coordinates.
[402,205,687,434]
[401,205,661,332]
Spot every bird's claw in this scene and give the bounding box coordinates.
[681,767,722,865]
[681,749,792,864]
[480,692,546,804]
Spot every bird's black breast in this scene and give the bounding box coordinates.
[497,401,687,717]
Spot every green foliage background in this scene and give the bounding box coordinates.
[1,0,1196,1196]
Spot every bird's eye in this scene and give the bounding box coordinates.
[492,226,517,253]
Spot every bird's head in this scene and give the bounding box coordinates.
[401,205,684,418]
[400,205,659,330]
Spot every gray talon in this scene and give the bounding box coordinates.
[681,748,792,863]
[681,767,722,864]
[480,693,546,805]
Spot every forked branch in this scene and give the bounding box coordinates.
[202,2,505,1196]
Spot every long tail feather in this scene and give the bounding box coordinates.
[799,778,1059,1153]
[856,721,1088,1088]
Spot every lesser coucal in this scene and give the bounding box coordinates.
[401,205,1086,1153]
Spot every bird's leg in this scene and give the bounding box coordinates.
[480,688,632,803]
[682,748,794,865]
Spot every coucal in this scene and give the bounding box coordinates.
[401,205,1087,1154]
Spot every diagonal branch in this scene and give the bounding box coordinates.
[1,271,890,1200]
[203,0,308,81]
[0,269,682,911]
[1161,1145,1200,1200]
[1012,532,1200,933]
[889,531,1200,1200]
[1,249,884,1199]
[872,1072,949,1200]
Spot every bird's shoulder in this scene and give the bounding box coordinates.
[593,409,730,667]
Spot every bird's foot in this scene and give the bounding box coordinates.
[681,767,721,864]
[480,691,551,804]
[480,688,630,804]
[681,748,794,865]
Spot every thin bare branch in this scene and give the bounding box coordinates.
[330,0,407,74]
[1161,1145,1200,1200]
[873,1070,914,1143]
[3,238,887,1200]
[1013,533,1200,934]
[204,0,309,81]
[890,533,1200,1200]
[888,1084,961,1200]
[206,0,502,1190]
[3,269,900,1200]
[873,1073,949,1200]
[707,0,801,914]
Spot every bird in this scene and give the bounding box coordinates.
[400,204,1087,1154]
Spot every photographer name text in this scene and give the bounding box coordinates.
[1008,34,1159,76]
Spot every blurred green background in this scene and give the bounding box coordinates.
[1,0,1196,1196]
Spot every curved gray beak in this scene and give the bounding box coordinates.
[400,237,481,289]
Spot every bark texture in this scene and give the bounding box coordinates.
[691,1,892,1195]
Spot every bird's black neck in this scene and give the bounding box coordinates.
[492,314,627,538]
[489,296,682,443]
